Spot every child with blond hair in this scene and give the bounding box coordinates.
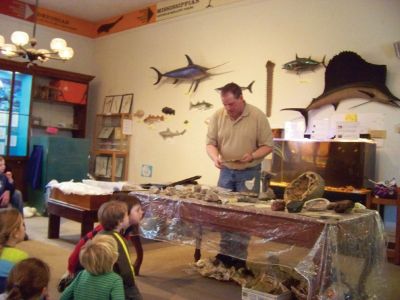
[0,257,50,300]
[0,209,27,293]
[60,234,124,300]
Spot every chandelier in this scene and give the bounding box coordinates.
[0,0,74,66]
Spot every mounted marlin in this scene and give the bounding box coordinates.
[150,55,226,92]
[282,51,400,130]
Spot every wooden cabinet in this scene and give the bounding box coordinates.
[92,113,132,181]
[366,188,400,264]
[0,58,94,200]
[31,76,89,138]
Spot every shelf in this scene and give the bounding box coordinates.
[371,197,400,206]
[31,124,81,132]
[32,98,86,106]
[96,113,132,117]
[94,149,128,155]
[270,182,371,195]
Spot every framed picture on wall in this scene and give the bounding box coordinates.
[111,95,122,114]
[120,94,133,114]
[103,96,113,114]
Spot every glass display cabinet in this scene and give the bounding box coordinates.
[0,69,32,156]
[0,58,94,201]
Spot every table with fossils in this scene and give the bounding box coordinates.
[132,186,387,300]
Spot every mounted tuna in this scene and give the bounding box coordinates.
[150,55,225,92]
[283,54,326,73]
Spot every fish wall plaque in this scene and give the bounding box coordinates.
[144,114,164,124]
[215,81,255,93]
[133,110,145,118]
[283,54,326,74]
[162,107,175,115]
[282,51,400,129]
[189,101,213,110]
[150,55,226,92]
[159,128,186,139]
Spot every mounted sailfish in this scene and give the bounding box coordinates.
[282,51,400,129]
[150,55,226,92]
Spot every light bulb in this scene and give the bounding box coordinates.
[58,47,74,60]
[0,35,4,47]
[11,31,29,46]
[50,38,67,51]
[1,44,17,57]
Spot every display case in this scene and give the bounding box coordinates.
[0,69,32,157]
[271,139,376,189]
[92,113,132,181]
[0,57,94,200]
[31,76,88,138]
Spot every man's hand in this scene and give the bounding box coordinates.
[240,153,254,163]
[0,190,10,207]
[213,157,223,169]
[5,171,13,184]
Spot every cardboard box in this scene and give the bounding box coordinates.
[242,287,292,300]
[50,80,88,104]
[50,188,111,210]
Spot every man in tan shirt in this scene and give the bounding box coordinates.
[206,82,273,271]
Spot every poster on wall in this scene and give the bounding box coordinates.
[156,0,241,21]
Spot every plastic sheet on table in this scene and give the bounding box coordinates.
[133,191,387,299]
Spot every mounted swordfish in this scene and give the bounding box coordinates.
[150,55,226,92]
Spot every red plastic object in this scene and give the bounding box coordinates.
[46,127,59,135]
[51,80,88,104]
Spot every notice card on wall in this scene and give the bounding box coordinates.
[122,119,132,135]
[336,121,360,139]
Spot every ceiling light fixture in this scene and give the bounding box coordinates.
[0,0,74,67]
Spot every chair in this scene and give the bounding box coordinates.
[366,187,400,264]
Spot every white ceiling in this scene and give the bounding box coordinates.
[24,0,159,22]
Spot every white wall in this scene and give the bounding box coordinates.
[92,0,400,186]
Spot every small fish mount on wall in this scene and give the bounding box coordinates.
[150,55,226,92]
[282,51,400,129]
[144,114,164,125]
[215,81,255,93]
[283,54,326,74]
[189,101,213,110]
[159,128,186,139]
[161,107,175,115]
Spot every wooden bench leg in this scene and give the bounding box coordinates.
[81,220,94,237]
[48,214,60,239]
